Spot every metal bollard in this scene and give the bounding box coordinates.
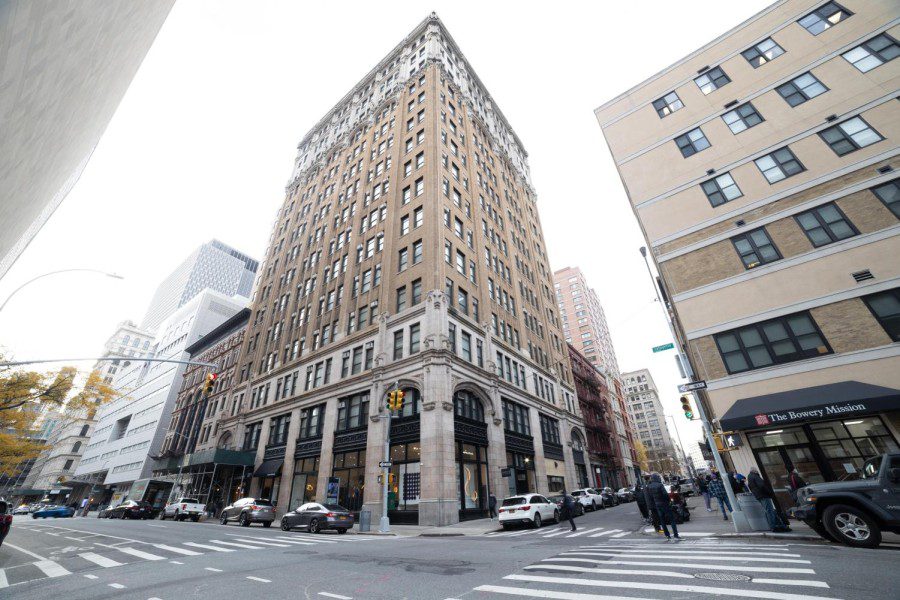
[359,510,371,532]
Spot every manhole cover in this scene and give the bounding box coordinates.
[694,573,752,582]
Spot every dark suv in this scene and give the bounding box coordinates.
[792,453,900,548]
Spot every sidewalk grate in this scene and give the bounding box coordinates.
[693,572,752,582]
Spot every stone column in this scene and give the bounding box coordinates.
[249,416,271,497]
[528,408,548,495]
[275,407,302,517]
[361,376,389,519]
[559,417,579,492]
[314,396,339,503]
[485,378,509,501]
[418,352,457,526]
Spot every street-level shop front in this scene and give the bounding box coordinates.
[721,381,900,509]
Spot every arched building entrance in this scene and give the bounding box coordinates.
[453,389,490,520]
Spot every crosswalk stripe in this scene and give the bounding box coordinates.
[603,559,815,574]
[565,527,605,538]
[34,560,71,578]
[207,540,266,549]
[576,549,803,558]
[563,551,810,564]
[542,529,572,538]
[114,547,166,561]
[0,569,8,588]
[610,532,630,538]
[79,552,124,568]
[277,535,336,544]
[152,544,202,556]
[231,538,290,547]
[754,579,830,589]
[184,542,235,552]
[475,584,647,599]
[504,574,836,600]
[589,529,622,537]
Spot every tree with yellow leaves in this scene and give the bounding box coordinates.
[0,362,117,477]
[633,439,650,472]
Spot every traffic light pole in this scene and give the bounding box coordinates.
[379,380,399,534]
[640,247,751,533]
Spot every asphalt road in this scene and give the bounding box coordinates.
[2,503,897,599]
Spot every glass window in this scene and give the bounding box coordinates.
[694,66,730,95]
[701,172,742,207]
[393,330,404,360]
[411,278,422,305]
[799,2,852,35]
[842,34,899,73]
[742,37,785,68]
[755,147,805,183]
[722,102,764,134]
[336,393,369,431]
[454,391,484,422]
[747,427,808,448]
[674,127,711,158]
[819,117,883,156]
[776,72,828,107]
[715,311,831,374]
[652,91,683,118]
[732,227,781,269]
[871,179,899,218]
[794,203,858,247]
[409,323,420,353]
[863,288,900,342]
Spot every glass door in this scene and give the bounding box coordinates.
[755,445,826,508]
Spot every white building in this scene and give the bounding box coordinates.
[75,290,246,504]
[95,320,155,384]
[141,240,258,332]
[622,368,681,474]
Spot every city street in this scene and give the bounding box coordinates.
[2,503,898,600]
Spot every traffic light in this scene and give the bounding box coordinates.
[386,390,395,411]
[202,372,218,394]
[680,395,693,420]
[387,389,405,411]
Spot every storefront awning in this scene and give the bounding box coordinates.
[720,380,900,431]
[252,458,283,478]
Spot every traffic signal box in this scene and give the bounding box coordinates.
[202,372,218,394]
[680,395,693,419]
[386,389,405,411]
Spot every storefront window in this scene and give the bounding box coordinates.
[547,476,565,494]
[388,442,421,512]
[332,449,366,511]
[456,442,487,512]
[748,427,808,448]
[289,457,319,510]
[506,450,535,495]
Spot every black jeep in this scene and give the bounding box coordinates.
[792,453,900,548]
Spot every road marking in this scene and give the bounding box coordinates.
[208,539,266,549]
[753,579,830,588]
[589,529,622,537]
[205,567,223,572]
[230,537,290,547]
[79,552,124,568]
[570,558,816,574]
[170,560,184,564]
[0,569,7,588]
[115,547,166,561]
[29,524,148,545]
[565,527,605,538]
[319,593,353,599]
[277,534,337,544]
[84,574,99,579]
[247,576,271,583]
[475,584,646,599]
[542,529,573,538]
[611,532,630,538]
[563,551,810,564]
[3,542,48,560]
[145,524,166,528]
[108,583,125,589]
[65,536,87,541]
[578,549,803,558]
[185,542,235,552]
[152,544,202,556]
[504,574,837,600]
[533,563,693,578]
[34,560,71,578]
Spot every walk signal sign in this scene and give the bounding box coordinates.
[202,372,218,394]
[386,389,405,411]
[680,395,693,420]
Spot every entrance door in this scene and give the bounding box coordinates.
[755,445,826,508]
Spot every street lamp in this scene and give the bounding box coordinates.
[0,269,124,312]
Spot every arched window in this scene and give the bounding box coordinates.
[397,387,421,418]
[571,430,585,451]
[79,424,89,437]
[453,390,484,422]
[71,441,82,453]
[217,432,233,450]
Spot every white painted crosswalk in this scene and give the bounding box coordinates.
[484,525,638,541]
[469,540,842,600]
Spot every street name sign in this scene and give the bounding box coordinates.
[678,381,707,393]
[652,343,675,353]
[378,461,392,468]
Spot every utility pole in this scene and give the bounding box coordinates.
[640,247,750,532]
[379,381,400,534]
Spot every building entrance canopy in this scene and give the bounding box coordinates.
[720,381,900,431]
[252,458,283,478]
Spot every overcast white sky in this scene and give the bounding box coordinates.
[0,0,774,452]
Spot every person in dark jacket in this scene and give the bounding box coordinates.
[788,469,807,504]
[646,473,680,541]
[708,472,733,520]
[489,494,497,520]
[641,476,661,533]
[633,479,649,521]
[560,491,577,531]
[697,475,712,512]
[747,468,790,532]
[728,472,745,494]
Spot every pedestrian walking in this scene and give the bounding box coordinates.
[728,472,746,494]
[560,490,577,531]
[698,475,712,512]
[646,473,680,541]
[641,476,662,533]
[708,472,733,520]
[747,468,791,532]
[633,479,649,522]
[788,468,807,504]
[488,494,497,520]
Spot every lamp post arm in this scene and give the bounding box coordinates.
[0,269,123,312]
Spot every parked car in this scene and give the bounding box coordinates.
[0,500,11,547]
[160,498,205,522]
[677,478,696,497]
[570,488,604,511]
[97,505,111,518]
[13,504,31,515]
[219,497,275,527]
[792,452,900,548]
[281,502,353,533]
[547,494,584,517]
[106,500,153,519]
[598,487,619,507]
[498,494,559,529]
[615,488,634,503]
[31,505,75,519]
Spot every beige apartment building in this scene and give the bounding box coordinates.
[597,0,899,506]
[216,14,587,526]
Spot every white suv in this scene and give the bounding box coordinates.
[571,488,605,511]
[498,494,559,529]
